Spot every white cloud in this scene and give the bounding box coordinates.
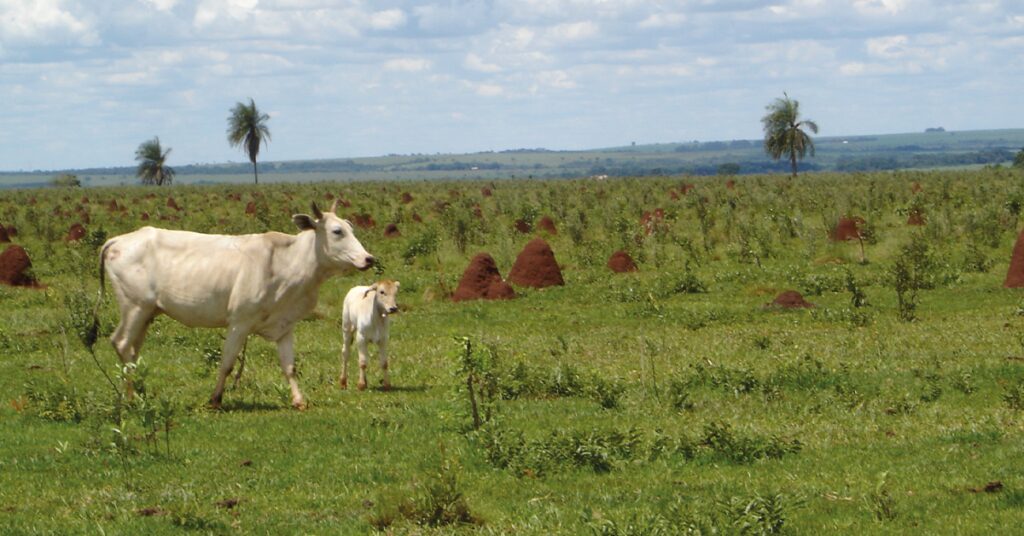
[853,0,910,15]
[535,69,576,89]
[474,83,504,97]
[638,13,686,28]
[866,35,909,59]
[465,53,502,73]
[546,20,598,42]
[369,9,406,30]
[0,0,97,46]
[142,0,178,11]
[384,58,432,72]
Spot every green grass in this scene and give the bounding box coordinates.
[1,169,1024,533]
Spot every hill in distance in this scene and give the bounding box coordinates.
[2,128,1022,189]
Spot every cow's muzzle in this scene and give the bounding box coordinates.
[359,256,375,271]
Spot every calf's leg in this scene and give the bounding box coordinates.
[340,327,353,389]
[356,334,370,391]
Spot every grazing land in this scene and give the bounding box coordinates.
[2,168,1024,533]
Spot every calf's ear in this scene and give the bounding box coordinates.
[363,284,378,299]
[293,214,316,230]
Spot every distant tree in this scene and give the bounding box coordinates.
[1014,148,1024,169]
[227,98,271,185]
[717,163,741,176]
[135,137,175,186]
[50,173,81,187]
[761,92,818,178]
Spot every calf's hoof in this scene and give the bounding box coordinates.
[292,398,308,411]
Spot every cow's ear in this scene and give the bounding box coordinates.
[293,214,316,231]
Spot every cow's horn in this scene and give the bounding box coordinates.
[311,202,323,220]
[329,199,339,213]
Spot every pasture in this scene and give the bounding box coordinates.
[1,169,1024,533]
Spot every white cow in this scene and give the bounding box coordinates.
[100,200,374,409]
[340,279,400,391]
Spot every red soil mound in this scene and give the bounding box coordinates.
[351,213,376,229]
[911,182,923,194]
[607,251,638,273]
[481,187,493,197]
[412,212,423,223]
[538,216,557,235]
[227,193,241,201]
[1004,228,1024,287]
[5,226,16,237]
[767,290,814,309]
[831,217,865,241]
[669,189,680,200]
[384,223,401,238]
[66,223,87,242]
[514,219,532,234]
[0,225,9,243]
[0,245,38,287]
[681,184,695,194]
[107,200,120,212]
[323,192,335,200]
[245,201,257,215]
[167,197,181,211]
[140,212,150,221]
[907,208,925,226]
[453,253,516,302]
[508,238,564,288]
[472,205,483,219]
[80,196,89,204]
[401,192,414,204]
[726,179,736,190]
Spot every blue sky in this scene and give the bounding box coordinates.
[1,0,1021,171]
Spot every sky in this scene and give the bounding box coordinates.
[1,0,1022,171]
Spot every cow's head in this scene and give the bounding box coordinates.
[293,200,375,272]
[364,279,400,317]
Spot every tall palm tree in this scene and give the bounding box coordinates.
[227,98,271,184]
[762,92,818,178]
[135,137,175,186]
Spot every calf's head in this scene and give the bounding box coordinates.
[293,200,375,272]
[364,279,400,316]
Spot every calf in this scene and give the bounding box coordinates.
[340,280,400,390]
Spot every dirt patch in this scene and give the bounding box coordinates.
[351,213,376,229]
[607,251,638,273]
[537,216,557,235]
[107,200,120,212]
[766,290,814,309]
[0,245,39,287]
[681,184,695,195]
[65,223,87,242]
[323,192,335,200]
[384,223,401,238]
[227,192,241,201]
[400,192,414,204]
[412,212,422,223]
[0,225,9,243]
[968,481,1003,493]
[641,208,666,235]
[481,187,493,197]
[831,216,865,241]
[669,189,680,200]
[907,208,925,226]
[509,238,564,288]
[167,197,181,211]
[1004,228,1024,287]
[140,212,150,221]
[80,196,89,204]
[136,507,167,517]
[5,226,16,238]
[911,182,923,194]
[245,201,257,214]
[453,253,516,302]
[472,205,483,219]
[726,179,736,190]
[513,219,532,234]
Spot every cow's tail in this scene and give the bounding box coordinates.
[89,240,115,348]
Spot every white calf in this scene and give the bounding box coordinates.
[340,280,400,391]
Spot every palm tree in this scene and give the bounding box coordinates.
[135,137,175,186]
[227,98,271,184]
[762,92,818,178]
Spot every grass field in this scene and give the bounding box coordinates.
[1,169,1024,533]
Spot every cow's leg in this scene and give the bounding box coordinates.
[378,337,390,391]
[356,334,369,391]
[340,327,353,389]
[276,331,306,409]
[209,325,248,410]
[109,304,154,398]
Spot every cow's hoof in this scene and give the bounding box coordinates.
[208,398,222,411]
[357,381,367,391]
[339,377,348,390]
[381,382,391,392]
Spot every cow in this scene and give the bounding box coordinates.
[340,279,400,391]
[99,200,374,410]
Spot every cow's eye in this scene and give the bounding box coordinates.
[332,228,344,236]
